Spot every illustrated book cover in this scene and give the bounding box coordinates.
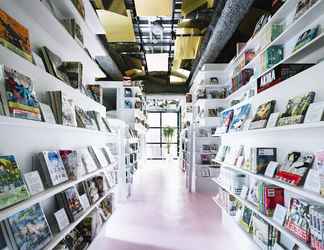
[0,9,32,61]
[5,203,52,250]
[215,109,234,134]
[229,104,251,132]
[39,151,69,187]
[249,100,276,130]
[58,187,83,222]
[86,84,102,104]
[0,155,30,210]
[59,150,85,180]
[0,65,42,121]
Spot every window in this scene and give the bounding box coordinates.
[146,111,180,160]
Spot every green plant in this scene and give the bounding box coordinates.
[163,126,175,154]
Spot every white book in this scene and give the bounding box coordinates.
[54,208,70,231]
[24,171,44,195]
[304,102,324,123]
[39,103,56,124]
[78,148,98,173]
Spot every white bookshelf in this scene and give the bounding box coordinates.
[0,1,125,249]
[212,178,311,250]
[188,1,324,249]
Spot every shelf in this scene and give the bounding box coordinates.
[212,197,259,250]
[0,167,116,221]
[194,98,227,106]
[212,121,324,137]
[214,160,324,206]
[0,116,117,138]
[45,191,113,250]
[0,46,106,115]
[212,178,311,250]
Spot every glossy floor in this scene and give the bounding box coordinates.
[89,160,256,250]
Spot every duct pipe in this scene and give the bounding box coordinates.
[189,0,255,86]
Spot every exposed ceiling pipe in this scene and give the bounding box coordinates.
[188,0,256,87]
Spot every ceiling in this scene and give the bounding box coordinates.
[92,0,274,93]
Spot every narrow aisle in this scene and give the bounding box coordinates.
[90,160,250,250]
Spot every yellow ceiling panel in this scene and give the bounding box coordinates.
[181,0,215,16]
[93,0,127,16]
[174,36,202,60]
[134,0,172,16]
[97,10,136,42]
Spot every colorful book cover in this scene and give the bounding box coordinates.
[294,26,319,52]
[40,151,69,186]
[230,104,251,132]
[216,109,234,134]
[285,198,311,243]
[75,106,98,130]
[59,150,85,180]
[6,203,52,250]
[0,9,32,61]
[86,84,102,104]
[0,65,41,121]
[63,187,83,220]
[252,147,277,174]
[249,100,276,129]
[0,155,30,209]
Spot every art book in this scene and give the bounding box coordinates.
[39,151,69,187]
[0,9,32,61]
[59,187,84,222]
[0,155,30,209]
[249,100,276,130]
[59,150,85,180]
[75,106,98,130]
[278,92,315,126]
[230,104,251,132]
[5,203,52,250]
[0,65,42,121]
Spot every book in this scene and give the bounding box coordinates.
[0,65,42,121]
[99,196,113,221]
[39,47,70,84]
[249,100,276,129]
[39,102,56,124]
[304,102,324,123]
[277,92,315,126]
[240,206,253,233]
[61,19,84,47]
[78,148,98,173]
[263,45,284,70]
[75,106,98,130]
[315,151,324,196]
[60,62,83,89]
[215,145,229,162]
[39,151,69,187]
[79,193,90,209]
[257,64,314,94]
[86,84,102,104]
[23,171,44,195]
[102,146,116,165]
[229,104,251,132]
[59,150,85,180]
[54,208,70,231]
[266,112,280,128]
[71,0,85,19]
[84,179,99,204]
[58,187,83,222]
[48,91,77,127]
[285,198,311,243]
[88,146,109,168]
[124,88,132,97]
[5,203,52,250]
[294,0,319,20]
[0,9,32,61]
[275,151,314,186]
[251,147,277,174]
[207,109,218,117]
[216,109,234,134]
[252,214,275,249]
[259,184,284,216]
[294,26,319,52]
[0,155,30,209]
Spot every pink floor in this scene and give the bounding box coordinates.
[89,160,253,250]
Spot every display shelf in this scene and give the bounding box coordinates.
[45,191,113,250]
[212,121,324,138]
[231,0,324,80]
[213,160,324,205]
[0,167,114,221]
[0,116,116,138]
[194,98,227,106]
[211,197,259,250]
[0,0,106,83]
[0,46,106,115]
[212,178,311,250]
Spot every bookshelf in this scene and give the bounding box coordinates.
[0,0,125,249]
[187,0,324,248]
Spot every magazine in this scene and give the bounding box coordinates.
[0,65,41,121]
[6,203,52,250]
[0,155,30,209]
